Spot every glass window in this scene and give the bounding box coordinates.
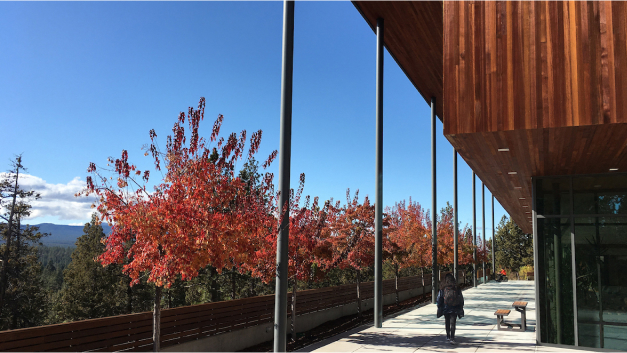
[536,178,570,216]
[574,217,627,350]
[573,175,627,215]
[537,217,575,345]
[534,174,627,350]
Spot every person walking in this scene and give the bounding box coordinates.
[436,273,464,345]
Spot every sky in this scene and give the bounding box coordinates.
[0,1,509,238]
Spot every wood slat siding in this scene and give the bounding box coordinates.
[353,1,444,120]
[443,1,627,233]
[0,276,429,352]
[444,1,627,134]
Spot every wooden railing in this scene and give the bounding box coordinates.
[0,274,433,352]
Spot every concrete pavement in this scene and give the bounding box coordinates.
[298,281,584,353]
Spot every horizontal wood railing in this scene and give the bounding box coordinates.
[0,274,434,352]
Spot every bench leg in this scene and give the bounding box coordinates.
[514,307,527,332]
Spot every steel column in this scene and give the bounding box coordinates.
[274,1,294,351]
[482,182,486,284]
[453,150,458,282]
[374,17,384,329]
[431,96,437,304]
[472,172,477,287]
[532,178,541,344]
[492,195,495,278]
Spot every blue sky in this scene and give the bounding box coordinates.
[0,1,508,238]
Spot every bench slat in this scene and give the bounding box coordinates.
[494,309,511,316]
[512,301,528,307]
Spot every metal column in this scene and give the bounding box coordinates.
[374,17,384,329]
[472,172,477,288]
[453,150,458,282]
[274,1,294,350]
[482,182,486,284]
[532,178,541,344]
[492,195,495,278]
[431,96,437,304]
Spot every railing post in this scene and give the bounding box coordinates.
[431,96,437,304]
[274,1,294,351]
[374,16,384,329]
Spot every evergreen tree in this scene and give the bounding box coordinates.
[54,214,128,322]
[0,223,48,330]
[495,215,533,272]
[39,245,74,292]
[0,156,49,330]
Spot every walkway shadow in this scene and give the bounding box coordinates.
[341,331,537,351]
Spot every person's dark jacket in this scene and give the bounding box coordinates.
[436,285,464,319]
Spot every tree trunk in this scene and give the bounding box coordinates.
[153,286,162,352]
[395,263,399,306]
[249,276,256,298]
[0,159,21,317]
[231,269,236,300]
[291,279,297,341]
[126,282,133,314]
[356,268,362,319]
[209,267,219,302]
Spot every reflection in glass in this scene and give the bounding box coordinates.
[537,178,570,216]
[575,217,627,350]
[573,176,627,215]
[537,217,574,345]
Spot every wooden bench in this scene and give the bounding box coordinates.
[512,301,528,331]
[494,301,528,331]
[527,271,534,280]
[494,309,511,331]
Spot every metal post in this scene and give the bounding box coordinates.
[492,195,495,278]
[374,17,384,329]
[431,96,437,304]
[482,182,486,284]
[532,178,541,344]
[274,1,294,351]
[472,172,477,288]
[453,150,458,282]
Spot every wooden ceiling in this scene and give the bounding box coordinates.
[447,124,627,233]
[352,1,444,120]
[354,1,627,233]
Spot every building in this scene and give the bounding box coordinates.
[350,1,627,351]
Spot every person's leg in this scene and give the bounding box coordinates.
[445,314,451,340]
[450,315,457,344]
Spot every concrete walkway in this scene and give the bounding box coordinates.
[299,281,583,353]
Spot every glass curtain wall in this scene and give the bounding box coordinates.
[535,174,627,350]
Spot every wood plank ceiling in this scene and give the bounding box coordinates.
[353,1,444,119]
[354,1,627,234]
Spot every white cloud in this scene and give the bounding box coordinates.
[0,173,96,222]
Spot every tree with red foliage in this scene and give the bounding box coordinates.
[80,98,278,351]
[385,198,428,304]
[323,189,376,318]
[242,178,333,339]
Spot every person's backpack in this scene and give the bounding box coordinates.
[443,286,461,306]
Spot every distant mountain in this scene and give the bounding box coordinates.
[23,223,112,247]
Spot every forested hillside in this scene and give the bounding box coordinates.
[26,223,111,247]
[38,246,73,292]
